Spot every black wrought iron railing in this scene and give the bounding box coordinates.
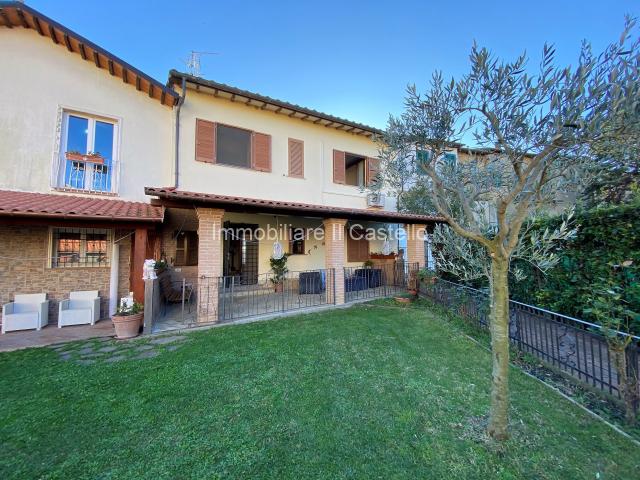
[344,262,420,302]
[422,278,640,400]
[196,269,336,323]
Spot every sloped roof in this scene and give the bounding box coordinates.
[168,71,384,138]
[0,190,164,222]
[145,187,441,224]
[0,1,178,107]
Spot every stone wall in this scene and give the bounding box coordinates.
[0,225,131,326]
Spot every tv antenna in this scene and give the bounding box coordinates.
[184,51,219,77]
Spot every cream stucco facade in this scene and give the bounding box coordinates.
[175,87,386,209]
[0,28,173,202]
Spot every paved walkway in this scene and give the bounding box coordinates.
[50,334,188,365]
[0,320,115,352]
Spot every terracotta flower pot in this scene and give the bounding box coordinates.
[112,312,143,339]
[65,152,105,164]
[274,283,284,293]
[408,289,418,296]
[394,296,412,304]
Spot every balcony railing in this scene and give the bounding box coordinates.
[52,159,119,194]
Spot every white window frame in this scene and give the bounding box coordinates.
[52,108,121,194]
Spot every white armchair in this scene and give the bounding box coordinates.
[2,293,49,334]
[58,291,101,328]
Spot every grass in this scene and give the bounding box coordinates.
[1,304,638,479]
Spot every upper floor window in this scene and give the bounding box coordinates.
[217,124,252,168]
[195,119,271,172]
[54,111,119,194]
[333,150,380,187]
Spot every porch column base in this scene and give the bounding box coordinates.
[324,218,347,305]
[196,207,225,323]
[405,223,426,269]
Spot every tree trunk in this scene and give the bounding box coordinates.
[609,341,639,426]
[487,256,511,440]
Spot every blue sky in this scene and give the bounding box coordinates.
[28,0,639,133]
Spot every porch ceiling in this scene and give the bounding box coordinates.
[145,187,443,225]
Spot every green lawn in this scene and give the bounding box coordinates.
[1,304,638,479]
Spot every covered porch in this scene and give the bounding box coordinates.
[145,187,440,332]
[0,190,164,350]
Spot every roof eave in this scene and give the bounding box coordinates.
[145,187,442,224]
[0,1,179,107]
[168,70,384,138]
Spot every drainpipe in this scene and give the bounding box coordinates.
[174,77,187,188]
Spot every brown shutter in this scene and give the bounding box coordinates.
[347,234,369,262]
[288,138,304,177]
[252,132,271,172]
[366,157,381,186]
[195,119,216,163]
[333,149,345,184]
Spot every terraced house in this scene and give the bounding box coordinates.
[0,2,439,337]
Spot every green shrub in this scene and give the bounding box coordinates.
[510,201,640,334]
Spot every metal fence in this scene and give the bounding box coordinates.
[422,278,640,401]
[210,268,335,322]
[344,262,420,302]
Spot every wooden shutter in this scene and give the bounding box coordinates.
[195,119,216,163]
[366,157,381,186]
[252,132,272,172]
[174,233,186,266]
[347,234,369,262]
[288,138,304,177]
[333,150,345,184]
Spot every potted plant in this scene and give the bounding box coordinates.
[154,259,168,274]
[269,254,289,293]
[112,300,143,339]
[65,151,105,164]
[407,270,419,296]
[417,268,438,285]
[363,259,374,268]
[394,292,414,304]
[370,251,396,260]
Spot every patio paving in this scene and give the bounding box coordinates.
[0,319,115,352]
[49,334,188,365]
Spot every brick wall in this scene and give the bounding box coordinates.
[405,224,426,268]
[0,225,131,326]
[195,208,224,323]
[324,218,347,305]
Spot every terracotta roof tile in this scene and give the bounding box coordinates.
[0,190,164,222]
[145,187,442,224]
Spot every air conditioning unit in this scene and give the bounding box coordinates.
[367,192,385,208]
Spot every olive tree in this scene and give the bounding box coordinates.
[377,20,640,440]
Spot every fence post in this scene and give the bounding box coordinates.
[625,344,640,416]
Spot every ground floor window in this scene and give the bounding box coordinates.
[51,227,110,267]
[174,231,199,266]
[289,227,306,255]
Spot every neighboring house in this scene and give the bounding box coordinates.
[0,2,176,322]
[0,2,439,332]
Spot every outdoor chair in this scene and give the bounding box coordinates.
[2,293,49,334]
[158,273,194,312]
[58,290,100,327]
[354,268,383,288]
[298,271,324,294]
[345,275,368,292]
